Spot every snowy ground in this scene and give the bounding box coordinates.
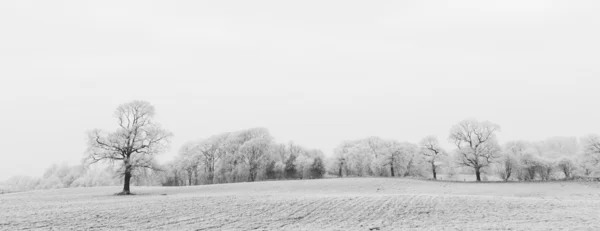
[1,178,599,230]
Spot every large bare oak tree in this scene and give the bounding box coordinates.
[449,119,500,182]
[86,101,172,194]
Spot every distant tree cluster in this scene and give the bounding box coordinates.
[328,119,600,182]
[0,164,121,192]
[329,136,447,180]
[163,128,327,186]
[494,135,600,181]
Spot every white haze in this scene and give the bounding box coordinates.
[1,0,600,180]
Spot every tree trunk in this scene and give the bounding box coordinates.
[122,166,132,194]
[432,163,436,180]
[390,163,395,177]
[248,166,255,182]
[527,168,536,180]
[232,161,238,183]
[249,171,255,182]
[338,163,343,177]
[210,164,214,184]
[475,167,481,182]
[404,157,414,177]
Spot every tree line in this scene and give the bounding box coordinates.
[162,127,327,187]
[330,136,445,180]
[2,101,600,193]
[331,120,600,182]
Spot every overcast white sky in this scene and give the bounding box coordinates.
[1,0,600,180]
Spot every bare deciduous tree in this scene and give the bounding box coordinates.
[178,141,202,185]
[401,143,421,177]
[239,138,272,182]
[576,154,597,176]
[519,151,540,180]
[365,137,387,176]
[333,141,353,177]
[385,140,402,177]
[86,101,172,194]
[285,142,302,178]
[556,157,576,179]
[498,141,529,181]
[582,134,600,165]
[385,141,419,177]
[449,119,501,182]
[537,157,554,181]
[496,153,518,181]
[199,133,229,184]
[419,136,446,180]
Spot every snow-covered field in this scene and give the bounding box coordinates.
[1,178,599,230]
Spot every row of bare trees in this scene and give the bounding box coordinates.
[494,136,600,181]
[329,135,447,180]
[330,119,600,182]
[162,128,326,186]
